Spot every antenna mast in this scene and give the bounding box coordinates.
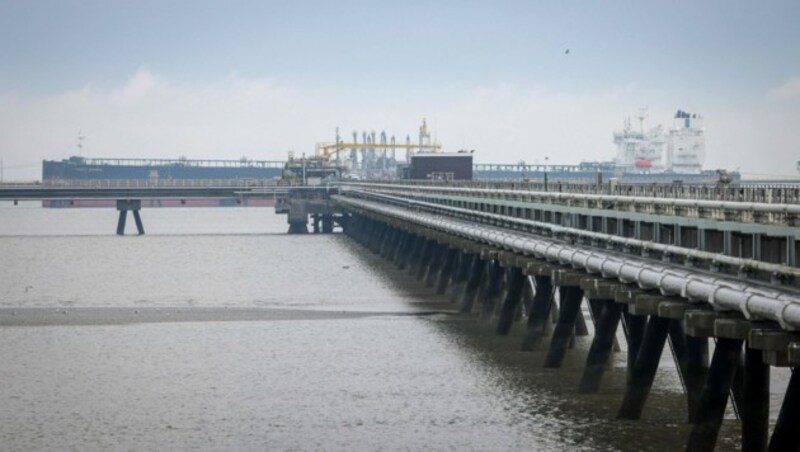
[635,108,648,134]
[77,130,86,155]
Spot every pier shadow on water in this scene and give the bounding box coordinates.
[338,237,744,451]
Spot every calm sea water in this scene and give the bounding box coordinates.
[0,204,772,450]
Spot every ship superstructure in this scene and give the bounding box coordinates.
[666,110,705,174]
[613,109,705,174]
[612,109,666,172]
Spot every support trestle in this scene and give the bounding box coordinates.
[116,199,144,235]
[342,213,796,451]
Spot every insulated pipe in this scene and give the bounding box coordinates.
[339,191,800,306]
[333,195,800,331]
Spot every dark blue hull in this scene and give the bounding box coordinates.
[43,159,283,181]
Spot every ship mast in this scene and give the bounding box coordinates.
[635,108,648,134]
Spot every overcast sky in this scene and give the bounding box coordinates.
[1,0,799,180]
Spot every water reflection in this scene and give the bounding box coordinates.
[341,238,743,451]
[0,209,754,450]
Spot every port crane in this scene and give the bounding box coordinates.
[314,119,442,161]
[282,120,443,182]
[315,142,442,160]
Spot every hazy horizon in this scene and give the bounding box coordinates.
[1,1,799,180]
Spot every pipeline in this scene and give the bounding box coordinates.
[342,186,800,280]
[333,195,800,331]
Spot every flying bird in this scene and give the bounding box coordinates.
[564,49,570,55]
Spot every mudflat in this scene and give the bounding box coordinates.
[0,306,454,327]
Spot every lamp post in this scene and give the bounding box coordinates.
[302,152,306,186]
[544,156,549,192]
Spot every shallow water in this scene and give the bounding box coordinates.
[0,205,781,450]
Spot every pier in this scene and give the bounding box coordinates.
[320,180,800,451]
[3,177,800,449]
[0,180,289,234]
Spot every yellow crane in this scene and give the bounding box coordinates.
[315,142,442,160]
[316,118,442,161]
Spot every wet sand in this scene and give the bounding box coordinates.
[0,305,459,327]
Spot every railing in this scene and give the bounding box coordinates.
[474,163,596,172]
[52,157,285,168]
[344,187,800,275]
[336,194,800,331]
[0,181,294,201]
[34,178,281,188]
[5,177,800,203]
[340,180,800,204]
[339,182,800,228]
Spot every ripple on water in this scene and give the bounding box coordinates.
[0,209,767,450]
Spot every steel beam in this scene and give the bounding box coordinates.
[578,299,622,393]
[544,285,584,368]
[686,337,744,452]
[617,315,671,420]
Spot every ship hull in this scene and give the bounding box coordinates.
[41,198,276,208]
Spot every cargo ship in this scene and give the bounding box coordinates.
[43,155,284,180]
[473,109,736,184]
[41,156,284,207]
[40,110,734,207]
